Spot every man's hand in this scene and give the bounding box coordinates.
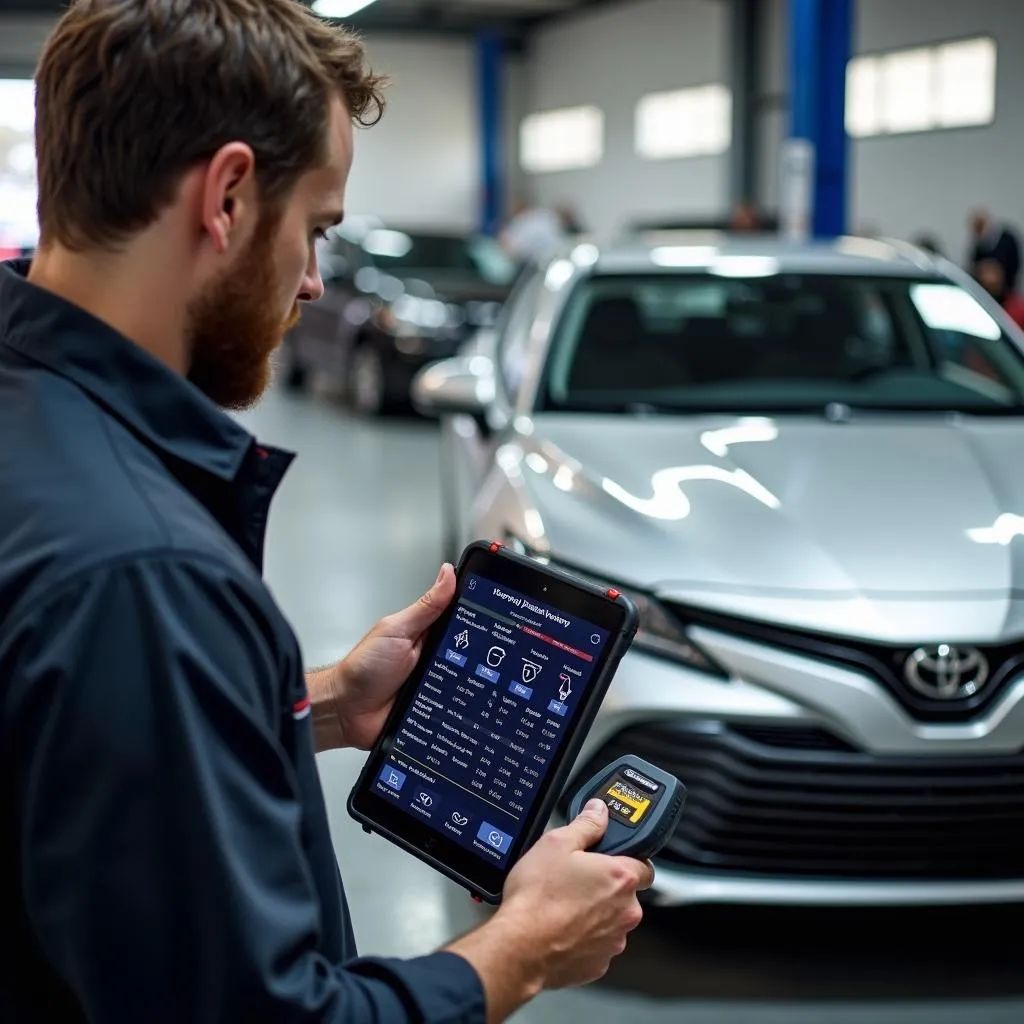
[309,564,456,752]
[446,800,653,1022]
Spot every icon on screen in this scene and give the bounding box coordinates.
[412,786,439,815]
[451,811,469,826]
[378,765,407,791]
[455,629,470,650]
[477,821,513,854]
[558,673,573,702]
[521,659,542,684]
[590,634,601,645]
[468,579,477,591]
[487,646,507,668]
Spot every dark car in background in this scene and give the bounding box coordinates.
[282,219,518,415]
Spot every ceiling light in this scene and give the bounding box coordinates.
[312,0,378,18]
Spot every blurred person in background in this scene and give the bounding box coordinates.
[968,207,1021,296]
[556,202,586,236]
[975,257,1024,329]
[0,2,652,1022]
[728,199,762,233]
[500,198,576,264]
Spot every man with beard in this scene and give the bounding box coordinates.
[0,2,652,1023]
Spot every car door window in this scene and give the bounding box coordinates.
[497,269,544,405]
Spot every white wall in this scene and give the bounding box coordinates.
[0,18,486,233]
[850,0,1024,262]
[347,35,479,229]
[522,0,730,240]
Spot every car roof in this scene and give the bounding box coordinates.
[581,233,946,279]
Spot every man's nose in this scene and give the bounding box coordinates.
[299,268,325,304]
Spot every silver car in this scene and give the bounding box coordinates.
[413,235,1024,908]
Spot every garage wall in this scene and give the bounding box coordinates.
[850,0,1024,263]
[0,18,487,234]
[346,35,480,229]
[522,0,730,240]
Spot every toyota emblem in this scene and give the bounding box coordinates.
[903,644,989,700]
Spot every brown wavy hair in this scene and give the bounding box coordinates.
[34,0,386,251]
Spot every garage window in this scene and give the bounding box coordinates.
[635,84,732,160]
[846,36,996,138]
[520,106,604,173]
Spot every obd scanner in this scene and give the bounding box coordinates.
[567,754,686,860]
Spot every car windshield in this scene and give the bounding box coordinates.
[359,228,517,286]
[539,273,1024,414]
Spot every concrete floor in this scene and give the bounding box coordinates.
[237,385,1024,1024]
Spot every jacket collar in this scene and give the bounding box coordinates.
[0,257,277,481]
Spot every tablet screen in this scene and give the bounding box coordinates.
[372,571,611,867]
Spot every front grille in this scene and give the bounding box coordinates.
[567,721,1024,879]
[730,724,855,752]
[671,603,1024,724]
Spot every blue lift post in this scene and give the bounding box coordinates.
[476,31,504,237]
[788,0,853,238]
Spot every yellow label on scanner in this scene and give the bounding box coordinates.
[606,781,651,823]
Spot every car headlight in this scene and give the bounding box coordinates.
[503,535,727,677]
[624,588,727,676]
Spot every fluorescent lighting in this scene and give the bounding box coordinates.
[312,0,378,17]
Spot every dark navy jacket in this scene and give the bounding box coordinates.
[0,260,485,1023]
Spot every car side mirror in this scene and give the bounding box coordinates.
[412,356,497,419]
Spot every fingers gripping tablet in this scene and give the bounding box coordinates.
[348,541,638,903]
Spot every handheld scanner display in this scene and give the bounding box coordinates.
[567,754,686,860]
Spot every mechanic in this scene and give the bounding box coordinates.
[0,2,652,1022]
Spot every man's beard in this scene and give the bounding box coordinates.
[186,212,301,411]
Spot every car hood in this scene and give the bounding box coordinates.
[518,413,1024,637]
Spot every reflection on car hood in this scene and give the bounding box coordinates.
[519,413,1024,638]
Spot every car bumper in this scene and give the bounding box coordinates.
[561,636,1024,907]
[644,870,1024,908]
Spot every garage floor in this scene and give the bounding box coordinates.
[236,385,1024,1024]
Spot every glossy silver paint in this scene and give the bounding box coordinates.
[414,236,1024,906]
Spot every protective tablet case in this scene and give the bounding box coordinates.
[347,539,639,903]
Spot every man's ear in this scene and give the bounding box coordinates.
[200,142,258,255]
